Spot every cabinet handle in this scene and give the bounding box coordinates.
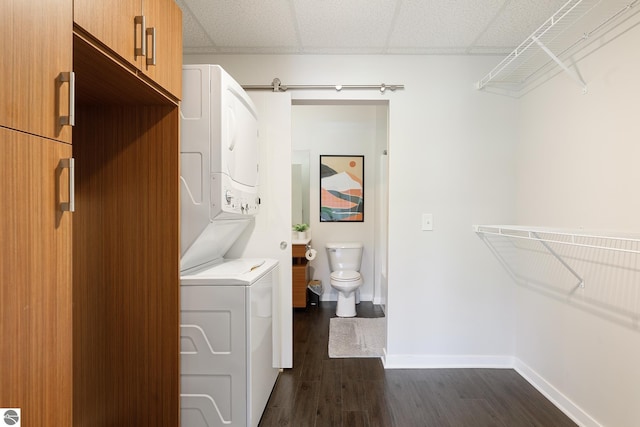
[60,158,75,212]
[58,71,75,126]
[146,27,156,66]
[135,15,147,57]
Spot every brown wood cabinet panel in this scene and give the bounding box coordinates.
[0,127,73,426]
[292,244,310,307]
[72,105,180,427]
[73,34,175,106]
[0,0,73,143]
[142,0,183,98]
[292,264,308,308]
[292,244,307,258]
[73,0,141,67]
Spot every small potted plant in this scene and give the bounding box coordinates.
[293,223,309,239]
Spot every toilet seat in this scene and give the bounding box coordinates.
[330,270,361,281]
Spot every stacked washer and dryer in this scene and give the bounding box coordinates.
[179,64,279,427]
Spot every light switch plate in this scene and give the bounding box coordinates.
[422,213,433,231]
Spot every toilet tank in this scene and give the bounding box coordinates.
[326,242,363,272]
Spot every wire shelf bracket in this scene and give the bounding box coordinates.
[474,225,640,289]
[531,36,587,94]
[531,230,584,288]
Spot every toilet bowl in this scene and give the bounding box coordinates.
[326,242,363,317]
[330,271,363,317]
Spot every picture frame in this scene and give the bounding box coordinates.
[320,155,364,222]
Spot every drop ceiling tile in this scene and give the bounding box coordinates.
[215,45,305,54]
[473,0,568,48]
[177,0,614,56]
[388,0,505,49]
[176,0,215,49]
[183,0,300,50]
[294,0,398,49]
[387,46,469,54]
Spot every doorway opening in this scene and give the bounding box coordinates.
[291,100,389,314]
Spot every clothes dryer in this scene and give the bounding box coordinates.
[180,258,279,427]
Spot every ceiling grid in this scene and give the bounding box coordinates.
[176,0,570,55]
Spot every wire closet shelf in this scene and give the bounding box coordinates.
[473,225,640,255]
[476,0,639,95]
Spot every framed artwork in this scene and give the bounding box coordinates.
[320,155,364,222]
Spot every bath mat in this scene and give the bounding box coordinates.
[328,317,385,358]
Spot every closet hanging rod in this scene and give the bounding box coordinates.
[243,78,404,93]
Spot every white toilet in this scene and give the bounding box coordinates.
[326,242,363,317]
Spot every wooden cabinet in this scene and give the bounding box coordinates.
[73,0,182,98]
[292,243,310,308]
[1,0,74,421]
[1,0,181,425]
[0,128,73,426]
[0,0,73,143]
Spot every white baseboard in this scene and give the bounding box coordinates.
[382,354,514,369]
[513,359,602,427]
[381,354,600,427]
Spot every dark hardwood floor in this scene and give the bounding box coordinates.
[259,301,577,427]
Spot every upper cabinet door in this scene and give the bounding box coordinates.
[0,0,73,143]
[73,0,142,67]
[73,0,181,99]
[142,0,182,99]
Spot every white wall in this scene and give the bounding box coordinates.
[184,53,519,366]
[513,14,640,427]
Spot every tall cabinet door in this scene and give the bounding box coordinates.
[0,0,73,143]
[0,128,73,426]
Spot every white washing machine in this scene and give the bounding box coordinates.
[179,65,280,426]
[180,258,279,427]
